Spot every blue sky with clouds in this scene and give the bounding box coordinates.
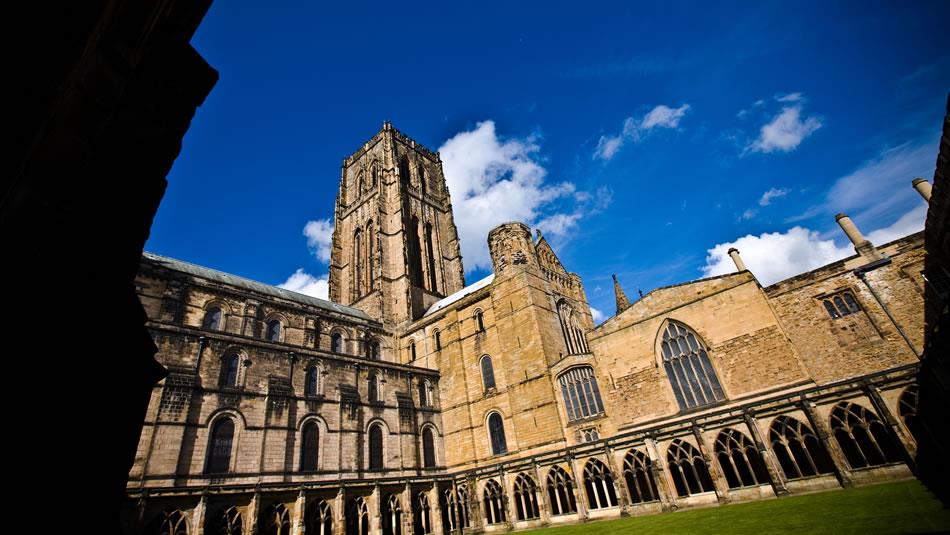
[146,1,949,322]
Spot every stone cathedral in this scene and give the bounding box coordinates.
[125,122,936,535]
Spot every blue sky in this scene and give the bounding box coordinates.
[146,1,949,322]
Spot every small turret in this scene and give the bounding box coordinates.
[613,274,631,314]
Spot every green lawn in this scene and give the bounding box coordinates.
[519,481,950,534]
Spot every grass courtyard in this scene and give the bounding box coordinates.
[519,481,950,534]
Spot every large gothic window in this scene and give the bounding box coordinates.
[300,421,319,472]
[623,449,659,504]
[583,458,618,509]
[203,307,222,331]
[659,321,724,410]
[714,429,770,488]
[306,500,333,535]
[768,415,835,479]
[366,221,375,291]
[422,427,436,468]
[546,465,577,515]
[480,355,496,391]
[483,480,506,524]
[830,402,902,469]
[425,223,438,293]
[514,473,540,520]
[666,439,715,497]
[354,229,363,297]
[368,423,384,470]
[487,412,507,455]
[557,299,588,355]
[557,366,605,421]
[206,418,235,474]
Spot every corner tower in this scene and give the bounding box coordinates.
[329,122,466,327]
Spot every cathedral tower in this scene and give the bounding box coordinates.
[329,122,465,327]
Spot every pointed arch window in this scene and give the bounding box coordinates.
[660,321,724,410]
[899,385,920,441]
[422,427,436,468]
[212,506,243,535]
[487,412,507,455]
[513,474,540,520]
[483,480,506,524]
[441,488,470,532]
[419,379,433,407]
[368,423,384,470]
[768,415,835,479]
[409,340,417,361]
[475,309,485,333]
[347,497,369,535]
[830,402,903,469]
[206,417,235,474]
[368,372,381,403]
[413,493,432,535]
[408,215,424,287]
[546,465,577,515]
[382,494,401,535]
[480,355,496,392]
[300,420,319,472]
[556,299,588,355]
[151,510,189,535]
[354,229,363,297]
[366,221,375,291]
[264,503,292,535]
[305,364,322,397]
[623,449,659,504]
[266,319,282,342]
[433,329,441,351]
[306,500,333,535]
[582,458,618,509]
[666,439,715,497]
[425,223,438,293]
[557,366,605,421]
[715,428,770,488]
[203,307,222,331]
[418,162,427,193]
[370,163,378,187]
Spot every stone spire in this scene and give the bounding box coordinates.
[613,274,631,314]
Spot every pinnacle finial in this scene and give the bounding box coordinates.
[613,274,631,314]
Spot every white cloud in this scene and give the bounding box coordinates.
[865,203,927,245]
[590,307,605,323]
[776,92,803,102]
[702,227,851,286]
[278,268,329,299]
[303,218,334,263]
[439,121,594,273]
[641,104,691,129]
[758,187,789,206]
[594,103,691,160]
[746,105,822,154]
[738,208,757,221]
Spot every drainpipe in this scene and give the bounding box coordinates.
[854,259,921,359]
[195,335,207,372]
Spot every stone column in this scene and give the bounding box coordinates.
[645,437,676,511]
[864,384,917,470]
[693,425,730,503]
[292,489,307,535]
[369,484,381,535]
[334,487,346,535]
[912,178,932,202]
[191,494,207,535]
[567,455,589,520]
[801,401,854,487]
[532,462,551,523]
[466,478,482,530]
[248,491,262,535]
[743,411,788,496]
[429,482,444,535]
[603,445,630,511]
[403,482,415,535]
[500,470,515,528]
